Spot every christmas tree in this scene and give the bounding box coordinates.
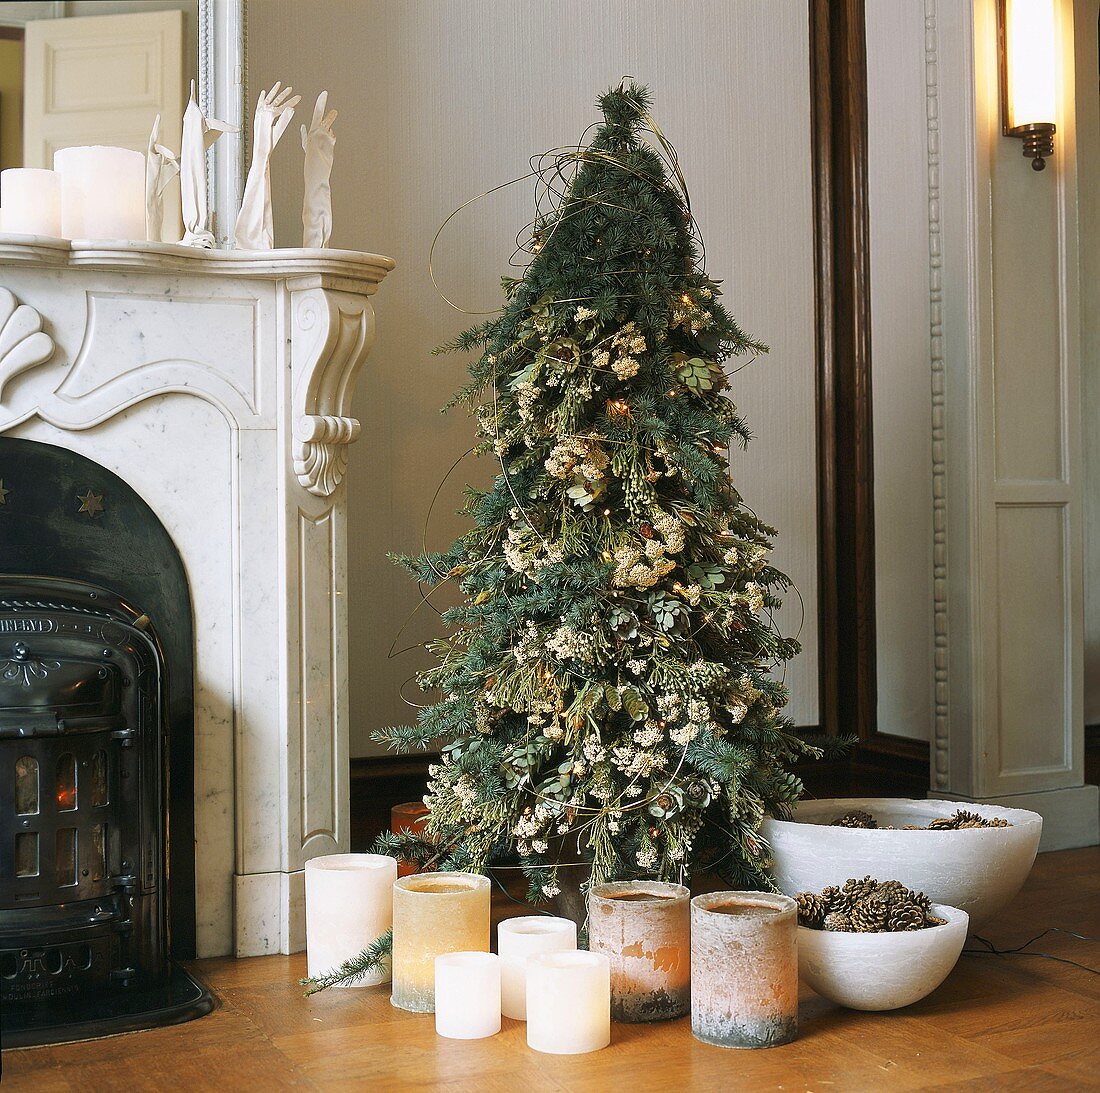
[376,82,827,902]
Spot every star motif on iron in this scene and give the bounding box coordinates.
[77,490,105,518]
[0,479,9,506]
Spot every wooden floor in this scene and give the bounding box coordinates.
[3,847,1098,1092]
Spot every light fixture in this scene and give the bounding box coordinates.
[999,0,1058,170]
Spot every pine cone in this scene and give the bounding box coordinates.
[796,892,827,928]
[849,895,889,932]
[831,809,878,829]
[908,888,932,914]
[823,910,852,932]
[927,815,959,830]
[876,879,910,907]
[796,891,825,927]
[820,885,844,912]
[926,914,948,927]
[888,900,926,931]
[840,875,879,907]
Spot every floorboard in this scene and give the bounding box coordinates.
[2,847,1097,1092]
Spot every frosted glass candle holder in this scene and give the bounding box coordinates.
[588,880,690,1022]
[435,951,501,1039]
[691,891,798,1049]
[497,915,577,1020]
[526,951,611,1055]
[0,168,62,236]
[54,146,145,240]
[305,854,398,986]
[391,871,490,1013]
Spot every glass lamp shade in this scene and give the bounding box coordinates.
[1002,0,1057,130]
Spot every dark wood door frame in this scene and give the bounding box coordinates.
[810,0,928,775]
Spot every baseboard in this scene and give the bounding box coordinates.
[929,784,1100,852]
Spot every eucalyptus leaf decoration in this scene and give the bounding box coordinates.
[373,81,832,904]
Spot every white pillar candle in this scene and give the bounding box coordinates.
[305,853,398,986]
[497,915,577,1020]
[0,169,62,236]
[54,146,146,240]
[434,952,501,1039]
[526,951,611,1055]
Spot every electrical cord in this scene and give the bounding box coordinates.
[964,927,1098,976]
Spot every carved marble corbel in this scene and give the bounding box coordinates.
[290,284,375,497]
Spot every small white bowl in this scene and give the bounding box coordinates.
[762,798,1042,927]
[798,904,968,1010]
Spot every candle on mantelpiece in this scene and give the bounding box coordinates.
[0,169,62,236]
[304,854,398,986]
[588,880,690,1022]
[526,951,611,1055]
[391,871,490,1013]
[690,891,798,1049]
[434,951,501,1039]
[497,915,577,1020]
[54,146,145,239]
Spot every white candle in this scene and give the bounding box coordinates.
[434,952,501,1039]
[0,169,62,236]
[54,146,146,239]
[526,951,611,1054]
[497,915,577,1020]
[304,853,398,986]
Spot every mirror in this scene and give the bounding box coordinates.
[0,0,244,244]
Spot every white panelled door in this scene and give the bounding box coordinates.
[23,10,184,238]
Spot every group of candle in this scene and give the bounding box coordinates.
[305,853,799,1054]
[0,148,146,240]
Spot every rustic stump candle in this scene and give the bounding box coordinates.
[304,854,398,986]
[391,872,491,1012]
[526,951,611,1054]
[497,915,577,1020]
[690,891,798,1048]
[434,952,501,1039]
[588,880,690,1021]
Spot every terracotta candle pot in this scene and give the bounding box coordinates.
[588,880,690,1022]
[390,801,433,877]
[690,891,798,1048]
[391,871,491,1013]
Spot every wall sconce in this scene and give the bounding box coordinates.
[998,0,1058,170]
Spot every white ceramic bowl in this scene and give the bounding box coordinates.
[762,798,1042,927]
[798,903,968,1010]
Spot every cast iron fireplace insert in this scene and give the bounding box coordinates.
[0,437,210,1046]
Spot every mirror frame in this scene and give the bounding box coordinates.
[198,0,247,247]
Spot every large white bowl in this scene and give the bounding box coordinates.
[798,903,968,1010]
[762,798,1042,927]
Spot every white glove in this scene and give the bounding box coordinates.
[301,91,337,249]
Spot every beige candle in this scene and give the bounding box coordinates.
[588,880,690,1022]
[391,871,490,1013]
[691,891,798,1048]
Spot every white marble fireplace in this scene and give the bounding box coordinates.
[0,237,393,957]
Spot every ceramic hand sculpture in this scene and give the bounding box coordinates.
[234,83,301,250]
[180,79,239,248]
[301,91,337,248]
[145,113,180,242]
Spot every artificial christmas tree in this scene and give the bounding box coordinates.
[375,81,830,908]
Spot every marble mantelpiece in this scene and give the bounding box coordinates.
[0,236,394,957]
